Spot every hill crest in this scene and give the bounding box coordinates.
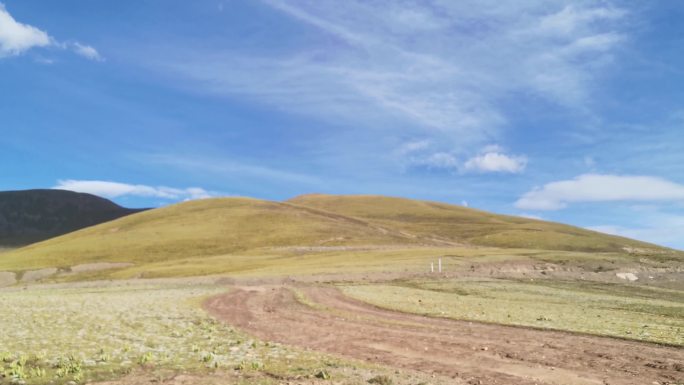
[287,194,670,253]
[1,194,678,276]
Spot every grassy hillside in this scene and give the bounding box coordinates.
[0,197,420,271]
[1,194,679,279]
[288,194,670,253]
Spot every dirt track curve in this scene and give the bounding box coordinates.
[205,286,684,385]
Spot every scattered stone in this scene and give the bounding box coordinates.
[616,272,638,282]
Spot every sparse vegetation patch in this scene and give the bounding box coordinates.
[0,284,295,384]
[342,278,684,346]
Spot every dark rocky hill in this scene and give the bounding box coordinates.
[0,189,146,246]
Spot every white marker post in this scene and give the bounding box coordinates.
[438,257,442,273]
[430,262,434,273]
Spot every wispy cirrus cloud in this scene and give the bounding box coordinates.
[69,42,102,61]
[141,154,320,185]
[159,0,628,153]
[0,2,101,60]
[54,180,213,201]
[516,174,684,211]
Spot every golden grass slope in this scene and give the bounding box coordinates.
[1,194,678,274]
[288,194,671,253]
[0,197,420,271]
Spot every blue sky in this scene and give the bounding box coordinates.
[1,1,683,249]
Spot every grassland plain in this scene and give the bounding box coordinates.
[341,277,684,346]
[4,244,672,286]
[0,281,446,385]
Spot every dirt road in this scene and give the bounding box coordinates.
[205,286,684,385]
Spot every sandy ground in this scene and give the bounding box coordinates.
[20,267,58,282]
[205,285,684,385]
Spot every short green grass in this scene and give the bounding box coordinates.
[341,278,684,346]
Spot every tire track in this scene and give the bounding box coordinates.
[205,286,684,385]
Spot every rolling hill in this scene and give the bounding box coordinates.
[0,194,678,280]
[0,197,420,270]
[0,189,145,247]
[288,194,666,253]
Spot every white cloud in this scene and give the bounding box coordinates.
[0,3,50,56]
[463,149,527,174]
[71,42,102,61]
[516,174,684,211]
[160,0,627,151]
[406,144,527,174]
[0,3,101,60]
[567,32,623,53]
[54,180,213,201]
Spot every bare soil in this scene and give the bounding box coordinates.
[205,285,684,385]
[0,271,15,287]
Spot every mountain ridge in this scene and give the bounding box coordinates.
[0,189,146,247]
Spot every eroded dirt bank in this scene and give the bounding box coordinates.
[205,285,684,385]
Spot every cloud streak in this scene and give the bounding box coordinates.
[161,0,627,153]
[54,180,213,201]
[516,174,684,210]
[70,42,103,61]
[142,154,320,185]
